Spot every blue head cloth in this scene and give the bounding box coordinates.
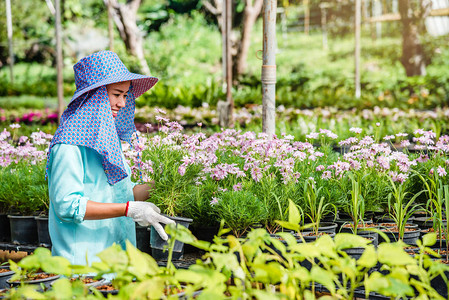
[47,51,158,185]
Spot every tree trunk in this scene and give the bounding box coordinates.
[233,0,264,78]
[398,0,431,76]
[106,0,151,75]
[204,0,263,80]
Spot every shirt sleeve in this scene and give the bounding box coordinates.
[48,144,88,223]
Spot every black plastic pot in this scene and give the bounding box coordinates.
[185,225,219,254]
[135,224,152,254]
[413,216,446,229]
[150,215,193,261]
[302,222,337,234]
[341,235,378,260]
[8,215,38,245]
[0,267,14,289]
[35,216,51,247]
[378,228,421,245]
[7,273,60,290]
[430,268,449,299]
[0,214,10,242]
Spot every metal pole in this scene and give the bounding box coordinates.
[5,0,14,84]
[55,0,64,122]
[262,0,277,138]
[107,0,114,51]
[225,0,233,126]
[355,0,361,99]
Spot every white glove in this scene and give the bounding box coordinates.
[126,201,175,241]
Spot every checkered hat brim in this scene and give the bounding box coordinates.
[71,72,158,104]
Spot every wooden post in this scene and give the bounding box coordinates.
[319,3,330,51]
[5,0,14,84]
[355,0,361,99]
[303,0,310,35]
[107,0,114,51]
[55,0,64,122]
[225,0,233,127]
[262,0,277,138]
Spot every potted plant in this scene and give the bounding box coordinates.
[383,174,425,244]
[301,177,337,236]
[5,162,48,245]
[213,190,268,238]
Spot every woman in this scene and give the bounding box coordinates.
[46,50,174,265]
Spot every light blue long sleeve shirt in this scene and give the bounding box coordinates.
[47,143,136,266]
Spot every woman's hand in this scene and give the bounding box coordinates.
[133,181,155,201]
[126,201,175,240]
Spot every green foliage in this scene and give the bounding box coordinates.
[0,162,49,215]
[6,226,449,299]
[214,190,267,237]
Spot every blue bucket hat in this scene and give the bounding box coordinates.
[71,50,158,104]
[46,51,157,185]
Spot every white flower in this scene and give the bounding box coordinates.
[349,127,362,134]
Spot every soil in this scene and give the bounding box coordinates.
[342,223,378,229]
[0,268,11,273]
[381,227,418,232]
[300,232,329,237]
[379,223,415,227]
[164,286,185,295]
[0,289,7,297]
[25,273,57,281]
[96,284,116,291]
[70,277,101,284]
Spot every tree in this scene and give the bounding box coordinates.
[398,0,432,76]
[106,0,151,75]
[204,0,264,80]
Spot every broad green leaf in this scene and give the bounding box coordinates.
[358,245,377,268]
[274,232,297,246]
[422,232,437,247]
[126,240,159,279]
[132,278,165,299]
[96,243,128,266]
[334,233,370,250]
[41,256,71,276]
[275,220,300,232]
[252,289,281,300]
[290,243,321,258]
[310,265,336,294]
[288,199,301,225]
[49,278,73,298]
[378,243,416,266]
[14,286,46,299]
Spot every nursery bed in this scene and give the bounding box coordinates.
[0,242,50,254]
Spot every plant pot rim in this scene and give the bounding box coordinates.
[162,214,193,223]
[7,273,60,284]
[7,215,37,219]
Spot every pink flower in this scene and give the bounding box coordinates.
[210,197,219,205]
[233,183,242,191]
[437,166,447,177]
[316,165,325,172]
[155,108,167,115]
[321,171,332,180]
[178,165,186,176]
[349,127,363,134]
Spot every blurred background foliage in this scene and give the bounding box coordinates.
[0,0,448,111]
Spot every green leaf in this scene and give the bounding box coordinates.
[288,199,301,225]
[310,266,336,294]
[275,220,300,232]
[41,256,71,276]
[378,243,416,266]
[334,233,370,250]
[358,245,377,268]
[49,278,73,298]
[96,243,128,267]
[422,232,437,247]
[126,240,159,279]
